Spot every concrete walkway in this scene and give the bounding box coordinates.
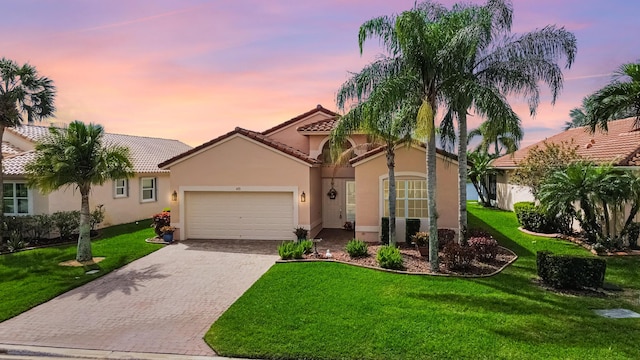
[0,241,278,356]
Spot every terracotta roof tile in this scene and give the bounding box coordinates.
[6,125,192,174]
[3,151,37,176]
[159,127,321,168]
[350,143,458,165]
[297,118,338,132]
[2,142,23,156]
[262,104,339,135]
[492,117,640,168]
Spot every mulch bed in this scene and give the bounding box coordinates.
[301,243,517,276]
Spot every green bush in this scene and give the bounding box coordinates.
[405,219,421,244]
[345,239,368,258]
[6,230,26,252]
[468,236,499,262]
[278,241,304,260]
[51,211,80,240]
[381,217,389,244]
[513,202,556,234]
[536,251,606,289]
[625,222,640,249]
[442,242,474,270]
[298,240,313,254]
[376,245,403,270]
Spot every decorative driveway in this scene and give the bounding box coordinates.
[0,241,278,356]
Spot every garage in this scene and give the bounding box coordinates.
[184,191,295,240]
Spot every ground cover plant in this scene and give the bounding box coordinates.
[206,203,640,360]
[0,221,161,322]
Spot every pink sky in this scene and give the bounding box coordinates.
[2,0,638,148]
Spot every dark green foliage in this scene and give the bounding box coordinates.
[513,202,559,234]
[298,240,313,255]
[6,231,25,252]
[25,214,53,243]
[625,222,640,249]
[405,219,421,243]
[376,245,403,270]
[536,251,606,289]
[293,227,308,241]
[468,236,499,262]
[50,211,80,240]
[442,242,474,270]
[278,241,304,260]
[381,217,389,244]
[345,239,368,258]
[438,228,455,249]
[90,205,105,231]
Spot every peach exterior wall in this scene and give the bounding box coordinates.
[353,147,459,242]
[29,173,172,227]
[309,167,323,238]
[166,135,312,240]
[266,113,334,153]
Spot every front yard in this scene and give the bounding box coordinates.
[0,221,162,322]
[206,203,640,360]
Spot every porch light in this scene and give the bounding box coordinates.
[171,190,178,202]
[300,191,306,202]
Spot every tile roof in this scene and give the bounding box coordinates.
[297,118,338,132]
[159,127,321,168]
[6,125,193,174]
[3,151,37,176]
[261,104,339,135]
[2,142,23,156]
[492,117,640,168]
[350,143,458,165]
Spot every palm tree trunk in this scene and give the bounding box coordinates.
[386,147,397,247]
[427,125,439,272]
[77,185,93,262]
[457,112,468,244]
[0,124,5,243]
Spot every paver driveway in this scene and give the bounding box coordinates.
[0,241,278,356]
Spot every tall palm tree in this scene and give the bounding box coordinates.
[589,61,640,132]
[0,58,55,236]
[438,0,576,242]
[564,96,595,130]
[333,56,420,247]
[467,121,521,156]
[25,121,133,262]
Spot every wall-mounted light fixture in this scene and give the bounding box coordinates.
[171,190,178,202]
[300,191,306,202]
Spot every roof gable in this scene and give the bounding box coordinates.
[297,118,338,133]
[159,127,321,169]
[492,117,640,168]
[350,143,458,166]
[261,104,339,135]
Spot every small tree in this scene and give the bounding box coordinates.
[511,140,583,198]
[467,150,496,207]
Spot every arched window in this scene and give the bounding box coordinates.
[319,140,353,164]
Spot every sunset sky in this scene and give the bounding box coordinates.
[2,0,638,148]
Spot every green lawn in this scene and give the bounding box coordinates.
[0,221,162,322]
[206,203,640,360]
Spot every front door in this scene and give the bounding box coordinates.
[322,178,355,228]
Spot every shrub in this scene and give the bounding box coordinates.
[298,239,313,254]
[376,245,403,270]
[442,242,474,270]
[51,211,80,240]
[90,205,105,231]
[152,211,171,237]
[536,251,606,289]
[625,222,640,249]
[468,236,499,262]
[278,241,304,260]
[412,231,429,247]
[513,202,557,234]
[345,239,368,258]
[6,230,26,252]
[381,217,389,244]
[438,228,456,250]
[25,214,53,243]
[405,218,421,244]
[293,227,308,241]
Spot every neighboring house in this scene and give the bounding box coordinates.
[2,125,193,226]
[159,105,460,242]
[492,117,640,210]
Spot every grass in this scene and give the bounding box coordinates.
[205,203,640,360]
[0,221,162,322]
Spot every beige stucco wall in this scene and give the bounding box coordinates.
[309,167,323,238]
[166,134,313,240]
[496,170,534,210]
[266,112,334,153]
[353,146,459,242]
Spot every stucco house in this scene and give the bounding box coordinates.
[159,105,460,242]
[492,117,640,210]
[2,124,193,226]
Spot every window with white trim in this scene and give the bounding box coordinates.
[114,179,128,198]
[141,177,157,202]
[383,179,427,218]
[3,182,30,215]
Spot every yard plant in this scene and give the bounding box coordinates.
[206,203,640,359]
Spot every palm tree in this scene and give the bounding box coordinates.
[467,150,496,207]
[467,121,521,156]
[25,121,133,262]
[333,56,420,247]
[564,96,595,130]
[589,61,640,132]
[0,58,56,236]
[438,0,576,242]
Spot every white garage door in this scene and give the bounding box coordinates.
[185,191,295,240]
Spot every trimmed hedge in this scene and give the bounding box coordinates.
[405,219,421,244]
[381,217,389,244]
[536,251,606,289]
[514,202,557,234]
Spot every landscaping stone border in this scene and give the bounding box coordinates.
[276,246,518,278]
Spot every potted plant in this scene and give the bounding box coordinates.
[151,211,171,237]
[293,227,308,242]
[412,231,429,257]
[160,226,176,243]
